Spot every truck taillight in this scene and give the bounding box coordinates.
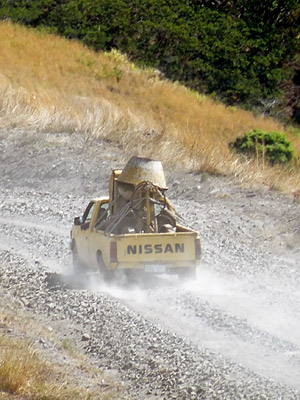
[110,242,118,263]
[195,238,201,260]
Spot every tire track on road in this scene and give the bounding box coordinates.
[0,216,70,272]
[0,216,68,237]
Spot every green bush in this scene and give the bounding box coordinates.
[232,129,295,165]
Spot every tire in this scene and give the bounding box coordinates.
[72,245,85,275]
[97,251,113,281]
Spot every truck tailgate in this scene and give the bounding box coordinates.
[115,232,197,263]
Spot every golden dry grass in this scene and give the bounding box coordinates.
[0,333,107,400]
[0,21,300,193]
[0,336,106,400]
[0,336,46,395]
[0,295,121,400]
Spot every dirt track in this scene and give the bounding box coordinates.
[1,128,300,399]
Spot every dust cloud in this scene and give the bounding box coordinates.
[70,264,300,390]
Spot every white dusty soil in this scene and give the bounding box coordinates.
[1,128,300,399]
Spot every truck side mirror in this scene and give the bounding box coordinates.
[74,216,83,226]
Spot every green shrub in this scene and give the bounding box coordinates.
[232,129,295,165]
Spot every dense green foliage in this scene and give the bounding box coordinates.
[1,0,300,118]
[232,129,295,164]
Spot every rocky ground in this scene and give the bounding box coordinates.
[1,128,300,399]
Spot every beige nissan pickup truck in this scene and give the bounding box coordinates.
[70,157,201,278]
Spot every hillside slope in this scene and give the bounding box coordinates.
[1,0,299,118]
[0,21,300,194]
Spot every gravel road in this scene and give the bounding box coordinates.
[1,128,300,399]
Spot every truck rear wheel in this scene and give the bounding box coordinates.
[72,245,85,275]
[97,251,113,281]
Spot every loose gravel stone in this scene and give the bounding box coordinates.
[1,128,300,399]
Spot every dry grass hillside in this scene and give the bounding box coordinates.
[0,21,300,194]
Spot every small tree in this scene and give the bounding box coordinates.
[231,129,295,165]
